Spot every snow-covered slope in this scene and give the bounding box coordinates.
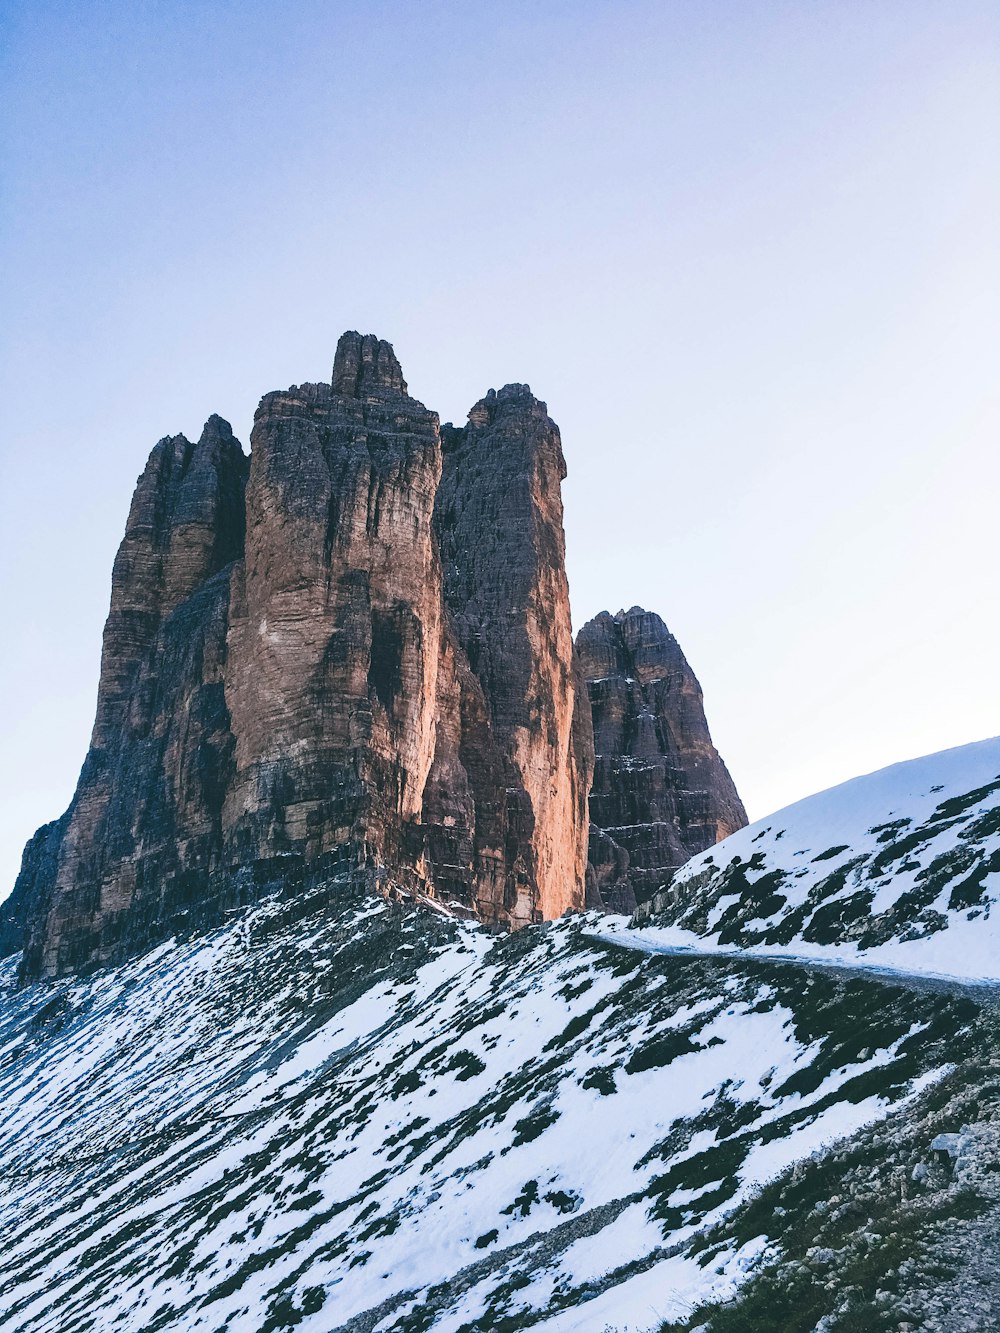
[0,888,970,1333]
[638,737,1000,983]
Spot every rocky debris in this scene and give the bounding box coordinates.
[13,334,598,979]
[930,1131,962,1159]
[903,1116,1000,1332]
[577,607,746,913]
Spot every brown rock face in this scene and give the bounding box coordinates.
[578,607,747,913]
[92,415,247,750]
[223,335,445,873]
[14,334,593,979]
[435,386,593,925]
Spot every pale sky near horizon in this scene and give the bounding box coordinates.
[1,0,998,898]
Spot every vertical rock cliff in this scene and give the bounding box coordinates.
[90,416,247,750]
[0,815,68,959]
[223,335,445,875]
[13,334,595,979]
[21,419,248,977]
[578,607,746,913]
[10,338,748,977]
[435,386,593,924]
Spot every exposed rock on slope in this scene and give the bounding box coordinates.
[637,735,1000,982]
[588,734,1000,1331]
[0,817,68,960]
[578,607,746,913]
[13,334,594,979]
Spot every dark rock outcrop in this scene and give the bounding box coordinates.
[12,333,594,979]
[578,607,747,913]
[91,415,247,750]
[21,419,249,977]
[0,815,68,959]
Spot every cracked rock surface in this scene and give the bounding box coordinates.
[10,334,607,978]
[578,607,746,914]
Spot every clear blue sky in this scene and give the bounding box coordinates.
[1,0,998,896]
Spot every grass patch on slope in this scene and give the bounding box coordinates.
[658,1017,1000,1333]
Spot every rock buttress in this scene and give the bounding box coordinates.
[435,385,593,925]
[20,419,248,977]
[577,607,746,913]
[222,335,446,877]
[221,332,519,915]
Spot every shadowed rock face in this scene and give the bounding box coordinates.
[91,415,247,750]
[20,419,249,978]
[13,333,595,979]
[577,607,747,914]
[0,816,68,960]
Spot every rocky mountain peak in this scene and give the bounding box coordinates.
[10,333,605,978]
[331,330,408,397]
[7,331,745,978]
[465,382,549,430]
[199,412,237,441]
[578,605,688,687]
[578,605,747,913]
[434,377,592,925]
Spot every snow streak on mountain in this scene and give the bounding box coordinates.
[637,737,1000,984]
[0,889,967,1332]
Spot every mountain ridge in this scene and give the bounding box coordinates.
[1,877,982,1332]
[634,734,1000,983]
[6,333,744,981]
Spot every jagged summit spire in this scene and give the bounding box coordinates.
[332,331,407,397]
[199,413,236,441]
[465,383,550,431]
[576,604,747,914]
